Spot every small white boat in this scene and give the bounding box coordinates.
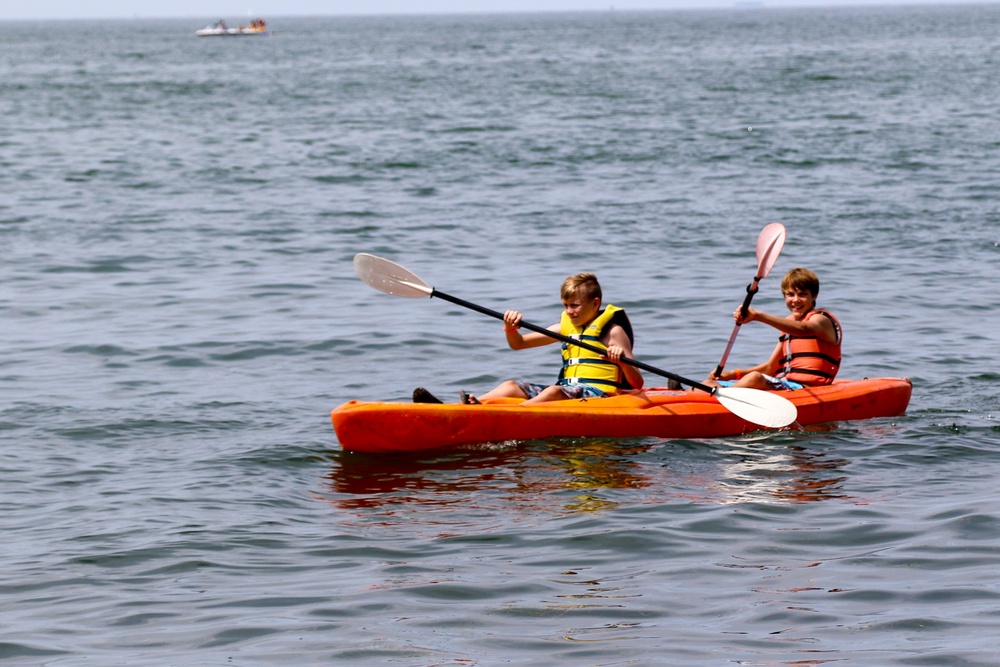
[195,19,269,37]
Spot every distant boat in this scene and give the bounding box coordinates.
[195,19,269,37]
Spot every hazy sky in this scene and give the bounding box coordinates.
[1,0,991,21]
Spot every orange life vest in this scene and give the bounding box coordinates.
[775,309,842,386]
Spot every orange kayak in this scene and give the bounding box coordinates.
[331,377,912,454]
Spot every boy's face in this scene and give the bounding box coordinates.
[783,287,817,319]
[563,291,601,327]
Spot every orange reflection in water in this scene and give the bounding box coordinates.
[323,430,856,529]
[326,438,659,516]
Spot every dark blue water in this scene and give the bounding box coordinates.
[2,6,999,665]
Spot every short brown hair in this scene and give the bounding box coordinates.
[781,267,820,297]
[561,273,602,302]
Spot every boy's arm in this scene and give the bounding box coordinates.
[750,342,784,376]
[712,342,782,381]
[502,310,559,350]
[605,324,644,389]
[740,308,838,343]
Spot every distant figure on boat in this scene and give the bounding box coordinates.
[195,18,269,36]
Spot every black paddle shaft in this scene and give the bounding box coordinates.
[430,288,715,394]
[711,276,764,378]
[739,277,763,319]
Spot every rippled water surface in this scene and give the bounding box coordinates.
[2,6,999,665]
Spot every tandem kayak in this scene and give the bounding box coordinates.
[331,377,912,454]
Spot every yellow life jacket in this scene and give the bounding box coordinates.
[557,305,635,394]
[776,309,842,386]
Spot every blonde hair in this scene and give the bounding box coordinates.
[781,267,820,297]
[561,273,602,302]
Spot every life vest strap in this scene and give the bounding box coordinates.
[563,357,616,367]
[783,351,841,367]
[558,377,621,389]
[780,367,836,380]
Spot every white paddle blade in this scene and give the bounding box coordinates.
[755,223,786,279]
[354,253,433,299]
[714,386,798,428]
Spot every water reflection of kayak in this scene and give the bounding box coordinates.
[332,377,912,454]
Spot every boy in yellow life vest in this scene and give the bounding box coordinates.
[706,267,842,391]
[412,272,643,405]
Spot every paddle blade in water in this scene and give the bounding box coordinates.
[755,222,786,279]
[714,386,798,428]
[354,253,433,298]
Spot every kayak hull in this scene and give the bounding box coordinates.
[331,378,912,454]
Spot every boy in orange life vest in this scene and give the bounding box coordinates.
[706,267,842,391]
[414,273,643,405]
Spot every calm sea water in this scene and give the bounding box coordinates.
[2,5,999,665]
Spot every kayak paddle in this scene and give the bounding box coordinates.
[713,222,786,378]
[353,253,798,429]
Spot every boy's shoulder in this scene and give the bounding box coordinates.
[607,308,634,345]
